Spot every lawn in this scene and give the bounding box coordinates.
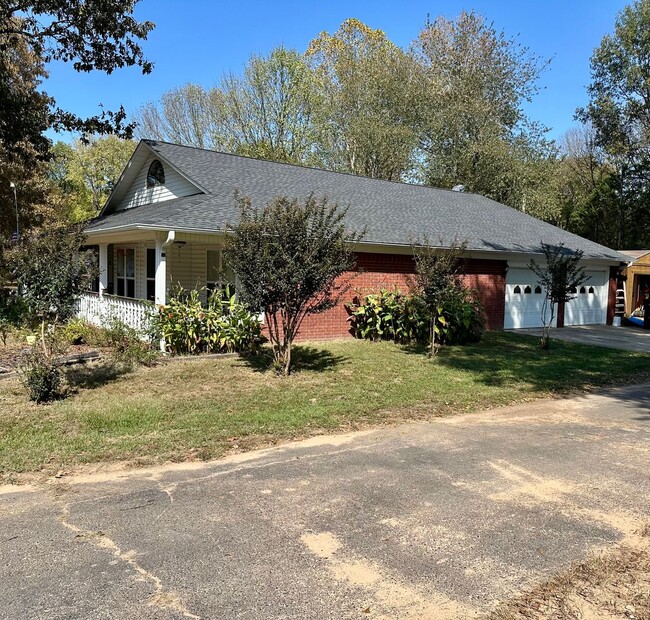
[1,331,650,482]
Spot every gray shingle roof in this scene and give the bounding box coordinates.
[87,140,626,262]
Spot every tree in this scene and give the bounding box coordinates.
[225,194,362,375]
[412,12,554,212]
[50,136,136,221]
[135,83,216,149]
[576,0,650,249]
[306,19,419,180]
[412,240,467,356]
[136,48,318,164]
[10,225,96,356]
[529,244,590,349]
[1,1,154,137]
[0,2,153,241]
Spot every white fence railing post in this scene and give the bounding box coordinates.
[75,292,150,333]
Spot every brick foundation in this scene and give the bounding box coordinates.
[294,252,507,341]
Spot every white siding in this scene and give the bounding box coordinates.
[115,154,200,211]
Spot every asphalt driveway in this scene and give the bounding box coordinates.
[1,384,650,619]
[514,324,650,352]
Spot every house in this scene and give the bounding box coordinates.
[78,139,627,338]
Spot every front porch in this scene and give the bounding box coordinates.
[77,230,232,330]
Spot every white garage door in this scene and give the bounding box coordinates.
[564,270,608,326]
[504,268,557,329]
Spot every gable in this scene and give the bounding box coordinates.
[113,153,201,212]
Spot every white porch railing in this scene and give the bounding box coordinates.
[76,292,151,332]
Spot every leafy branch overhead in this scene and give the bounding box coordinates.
[1,1,154,141]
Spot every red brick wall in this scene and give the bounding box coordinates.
[294,252,507,341]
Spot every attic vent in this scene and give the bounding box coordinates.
[452,184,465,192]
[146,160,165,188]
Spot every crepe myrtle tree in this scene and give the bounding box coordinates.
[412,239,467,356]
[529,243,590,349]
[224,193,363,375]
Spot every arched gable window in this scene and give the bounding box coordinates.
[146,160,165,188]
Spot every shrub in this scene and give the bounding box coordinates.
[100,316,159,367]
[347,290,428,343]
[151,286,261,355]
[18,350,63,403]
[348,288,484,347]
[0,288,27,346]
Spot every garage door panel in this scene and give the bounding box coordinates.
[504,268,557,329]
[564,271,608,326]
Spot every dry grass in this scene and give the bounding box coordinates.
[488,526,650,620]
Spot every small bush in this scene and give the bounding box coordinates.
[18,350,64,403]
[348,287,484,347]
[101,316,159,367]
[0,288,27,346]
[151,286,262,355]
[347,290,428,343]
[60,318,100,346]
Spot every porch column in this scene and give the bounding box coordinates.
[154,238,167,306]
[98,244,109,297]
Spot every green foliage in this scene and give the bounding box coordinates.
[348,287,484,348]
[306,18,419,180]
[59,318,104,346]
[0,288,26,345]
[10,225,96,349]
[574,0,650,248]
[529,243,590,348]
[151,286,261,356]
[225,194,362,375]
[97,316,158,366]
[347,290,427,343]
[17,348,63,403]
[412,241,470,355]
[50,136,136,221]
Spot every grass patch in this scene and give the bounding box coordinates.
[1,332,650,481]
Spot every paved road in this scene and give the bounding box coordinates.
[2,385,650,619]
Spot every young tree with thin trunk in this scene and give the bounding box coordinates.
[225,194,362,375]
[412,240,467,356]
[529,244,589,349]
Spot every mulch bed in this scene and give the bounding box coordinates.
[0,341,103,375]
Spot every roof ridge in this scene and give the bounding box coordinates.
[143,139,485,198]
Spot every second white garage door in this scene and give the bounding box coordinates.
[564,270,608,326]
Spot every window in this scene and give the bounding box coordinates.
[534,285,542,294]
[206,249,235,295]
[580,286,587,294]
[146,160,165,188]
[588,286,595,294]
[116,248,135,298]
[524,285,532,294]
[146,248,156,301]
[513,285,522,294]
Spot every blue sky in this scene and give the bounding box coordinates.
[45,0,628,143]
